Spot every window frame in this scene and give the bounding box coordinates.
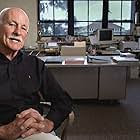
[38,0,135,37]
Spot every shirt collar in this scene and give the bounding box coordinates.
[0,51,23,64]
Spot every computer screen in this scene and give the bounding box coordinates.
[89,28,113,47]
[97,29,113,45]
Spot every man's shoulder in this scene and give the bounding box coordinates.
[22,53,40,61]
[20,52,43,66]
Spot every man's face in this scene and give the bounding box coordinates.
[0,9,29,51]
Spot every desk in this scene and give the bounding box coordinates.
[39,56,139,100]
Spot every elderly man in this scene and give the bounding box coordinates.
[0,7,72,140]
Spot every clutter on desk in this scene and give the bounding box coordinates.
[45,56,63,64]
[120,52,136,58]
[64,57,85,64]
[111,56,139,64]
[87,55,111,64]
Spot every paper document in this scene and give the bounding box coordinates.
[111,56,139,63]
[87,55,111,64]
[45,56,63,64]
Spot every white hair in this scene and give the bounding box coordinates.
[0,8,10,24]
[0,7,30,31]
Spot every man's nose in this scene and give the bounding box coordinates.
[13,27,21,36]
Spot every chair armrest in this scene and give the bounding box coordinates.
[60,111,75,140]
[40,101,75,140]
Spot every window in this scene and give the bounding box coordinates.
[38,0,68,36]
[38,0,134,37]
[74,0,103,36]
[108,0,134,35]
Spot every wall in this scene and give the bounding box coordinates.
[0,0,37,47]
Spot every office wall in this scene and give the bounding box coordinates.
[0,0,37,47]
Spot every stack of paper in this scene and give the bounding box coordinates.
[45,56,63,64]
[120,52,135,57]
[87,55,111,64]
[111,56,139,63]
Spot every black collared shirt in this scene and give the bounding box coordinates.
[0,51,72,129]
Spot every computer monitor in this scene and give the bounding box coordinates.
[89,29,113,47]
[96,28,113,45]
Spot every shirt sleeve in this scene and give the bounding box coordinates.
[39,63,73,130]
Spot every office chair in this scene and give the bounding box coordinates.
[54,110,74,140]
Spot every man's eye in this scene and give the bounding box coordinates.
[22,27,28,33]
[9,23,16,26]
[22,27,27,31]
